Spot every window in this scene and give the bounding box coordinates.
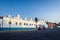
[32,24,33,26]
[29,24,33,26]
[9,21,11,24]
[16,22,18,25]
[0,24,1,27]
[9,21,11,27]
[19,23,21,25]
[24,23,25,25]
[30,24,32,26]
[24,23,28,25]
[26,23,28,25]
[34,24,36,26]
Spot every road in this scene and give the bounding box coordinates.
[0,28,60,40]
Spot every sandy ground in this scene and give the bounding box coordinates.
[0,28,60,40]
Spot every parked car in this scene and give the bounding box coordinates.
[38,26,46,30]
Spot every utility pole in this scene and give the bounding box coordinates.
[9,1,13,28]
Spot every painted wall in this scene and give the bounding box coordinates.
[0,14,47,28]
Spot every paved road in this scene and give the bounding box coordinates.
[0,28,60,40]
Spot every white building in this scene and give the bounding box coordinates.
[0,14,48,28]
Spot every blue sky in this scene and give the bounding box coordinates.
[0,0,60,23]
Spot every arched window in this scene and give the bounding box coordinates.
[30,24,31,26]
[34,24,36,26]
[24,23,25,25]
[32,24,33,26]
[0,24,1,27]
[19,23,21,25]
[9,21,11,27]
[16,22,18,25]
[24,23,28,25]
[9,21,11,24]
[26,23,28,25]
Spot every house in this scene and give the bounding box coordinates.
[0,14,47,28]
[46,22,57,29]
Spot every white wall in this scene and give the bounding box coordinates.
[1,16,47,28]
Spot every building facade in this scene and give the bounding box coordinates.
[0,14,47,28]
[46,22,57,29]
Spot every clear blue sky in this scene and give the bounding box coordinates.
[0,0,60,23]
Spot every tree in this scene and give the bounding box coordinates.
[35,18,38,28]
